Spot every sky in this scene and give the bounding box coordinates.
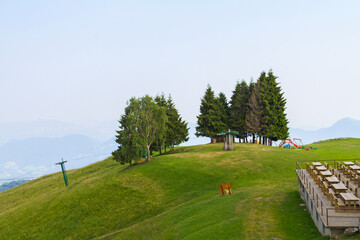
[1,1,360,130]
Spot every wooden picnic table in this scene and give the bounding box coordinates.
[316,165,327,171]
[340,192,359,208]
[344,161,355,166]
[325,176,340,184]
[312,162,322,166]
[320,170,332,178]
[332,182,348,194]
[350,165,360,171]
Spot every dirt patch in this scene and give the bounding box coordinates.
[254,197,263,201]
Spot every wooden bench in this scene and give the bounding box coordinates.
[341,175,349,188]
[324,161,328,168]
[329,165,334,174]
[348,182,358,197]
[330,192,345,208]
[337,161,342,170]
[334,170,341,180]
[356,161,360,166]
[350,170,356,181]
[327,188,334,200]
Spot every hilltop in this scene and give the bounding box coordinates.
[2,139,360,239]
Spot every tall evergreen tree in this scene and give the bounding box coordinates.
[245,79,263,143]
[217,92,230,130]
[229,80,250,142]
[165,95,189,151]
[196,85,225,142]
[263,71,289,144]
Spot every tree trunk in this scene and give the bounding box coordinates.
[146,145,151,161]
[252,134,255,144]
[159,147,162,155]
[269,140,272,146]
[164,145,167,153]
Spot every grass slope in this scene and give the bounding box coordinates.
[2,138,360,239]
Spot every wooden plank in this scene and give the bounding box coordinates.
[312,162,322,166]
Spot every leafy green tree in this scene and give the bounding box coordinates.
[113,95,167,163]
[229,80,250,142]
[196,85,225,141]
[153,94,168,154]
[112,101,145,165]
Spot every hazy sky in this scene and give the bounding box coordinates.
[1,1,360,129]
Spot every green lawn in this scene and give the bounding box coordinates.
[2,138,360,239]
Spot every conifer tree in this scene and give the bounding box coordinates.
[196,85,225,142]
[264,71,289,144]
[165,95,189,151]
[258,71,289,145]
[229,80,250,142]
[217,92,230,130]
[245,79,263,143]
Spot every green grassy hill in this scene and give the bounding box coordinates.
[2,138,360,239]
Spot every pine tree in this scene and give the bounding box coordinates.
[196,85,225,142]
[229,80,250,142]
[265,71,289,143]
[245,79,263,143]
[257,72,268,144]
[217,92,230,130]
[165,95,189,151]
[259,71,289,145]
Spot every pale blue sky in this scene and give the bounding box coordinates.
[1,1,360,129]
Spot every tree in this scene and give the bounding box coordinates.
[196,85,225,141]
[165,95,189,151]
[112,101,145,165]
[216,92,230,131]
[245,79,263,143]
[229,80,250,142]
[113,95,167,163]
[153,94,168,154]
[262,71,289,144]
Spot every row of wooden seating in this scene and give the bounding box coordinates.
[306,162,352,209]
[337,161,360,187]
[304,161,360,211]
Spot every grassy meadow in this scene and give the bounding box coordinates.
[2,138,360,239]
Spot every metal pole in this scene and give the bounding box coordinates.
[56,158,69,187]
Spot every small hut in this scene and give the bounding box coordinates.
[218,130,239,151]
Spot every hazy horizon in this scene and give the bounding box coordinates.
[1,1,360,130]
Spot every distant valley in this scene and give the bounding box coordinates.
[1,118,360,184]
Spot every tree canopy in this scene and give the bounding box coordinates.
[112,95,167,164]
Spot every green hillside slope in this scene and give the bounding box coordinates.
[2,138,360,240]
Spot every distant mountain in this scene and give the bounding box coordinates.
[0,119,118,146]
[290,117,360,144]
[0,180,28,192]
[0,135,117,183]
